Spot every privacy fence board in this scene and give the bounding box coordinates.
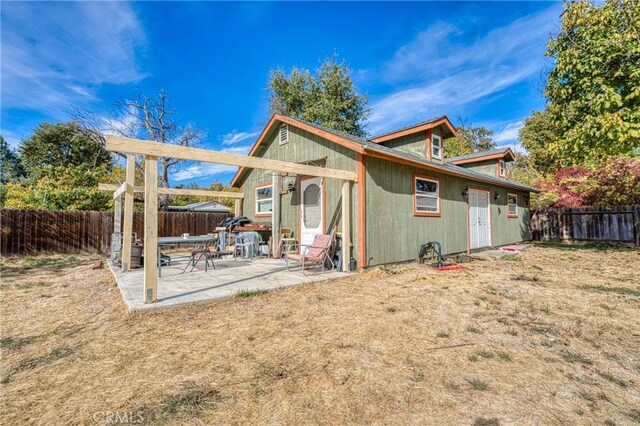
[0,209,231,256]
[531,205,640,247]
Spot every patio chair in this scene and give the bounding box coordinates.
[279,227,297,257]
[185,234,217,272]
[285,234,334,275]
[234,232,262,261]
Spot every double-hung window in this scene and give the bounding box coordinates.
[255,184,273,216]
[507,193,518,217]
[499,160,506,178]
[431,134,442,160]
[414,175,440,216]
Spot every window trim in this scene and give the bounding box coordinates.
[413,173,441,217]
[255,182,274,217]
[431,134,442,161]
[507,192,518,218]
[278,124,289,145]
[499,159,506,178]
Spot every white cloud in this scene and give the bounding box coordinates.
[369,5,559,135]
[170,144,253,181]
[494,120,524,143]
[494,120,526,153]
[1,2,146,114]
[0,129,24,149]
[220,131,260,146]
[172,164,238,182]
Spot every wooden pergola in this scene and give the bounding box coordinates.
[102,135,357,304]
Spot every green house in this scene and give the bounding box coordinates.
[231,114,537,267]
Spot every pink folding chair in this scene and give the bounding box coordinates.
[285,234,334,275]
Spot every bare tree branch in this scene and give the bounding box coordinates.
[72,88,206,211]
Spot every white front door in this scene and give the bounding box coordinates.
[300,177,324,248]
[469,188,491,249]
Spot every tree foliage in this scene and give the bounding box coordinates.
[535,157,640,207]
[0,136,25,184]
[19,122,113,179]
[4,165,114,211]
[518,110,562,175]
[268,56,370,137]
[444,119,496,158]
[167,182,240,208]
[544,0,640,166]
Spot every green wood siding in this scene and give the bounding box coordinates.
[458,159,497,177]
[364,156,530,265]
[240,125,360,261]
[379,127,445,163]
[381,132,426,158]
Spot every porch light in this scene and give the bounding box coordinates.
[287,182,296,193]
[494,191,500,202]
[461,186,469,199]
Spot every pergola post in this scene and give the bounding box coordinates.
[234,199,241,217]
[113,198,122,235]
[341,180,351,272]
[271,174,281,257]
[144,155,158,303]
[121,155,136,271]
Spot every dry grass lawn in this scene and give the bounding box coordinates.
[1,246,639,425]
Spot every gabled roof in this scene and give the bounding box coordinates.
[370,116,457,143]
[230,115,537,193]
[446,147,515,165]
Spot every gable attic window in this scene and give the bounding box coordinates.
[414,174,441,216]
[499,160,506,177]
[431,134,442,160]
[507,193,518,217]
[279,124,289,145]
[255,183,273,216]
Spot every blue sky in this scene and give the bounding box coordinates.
[1,1,562,185]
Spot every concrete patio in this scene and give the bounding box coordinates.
[108,255,346,312]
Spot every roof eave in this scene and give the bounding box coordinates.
[363,146,539,193]
[371,116,457,143]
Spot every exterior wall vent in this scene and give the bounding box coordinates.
[279,124,289,145]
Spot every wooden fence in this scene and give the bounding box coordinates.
[531,205,640,247]
[0,209,232,256]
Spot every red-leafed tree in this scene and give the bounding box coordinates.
[537,158,640,207]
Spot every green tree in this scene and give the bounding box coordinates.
[268,56,370,137]
[0,136,25,183]
[1,136,27,207]
[544,0,640,166]
[4,165,113,211]
[444,119,496,158]
[518,110,562,175]
[19,122,113,178]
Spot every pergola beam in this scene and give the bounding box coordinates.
[98,183,244,199]
[106,136,357,182]
[112,182,132,199]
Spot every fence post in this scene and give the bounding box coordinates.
[633,204,640,247]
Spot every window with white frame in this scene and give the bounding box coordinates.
[507,193,518,217]
[431,134,442,160]
[279,124,289,145]
[255,184,273,215]
[499,160,506,177]
[414,176,440,214]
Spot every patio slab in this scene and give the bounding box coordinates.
[108,256,346,312]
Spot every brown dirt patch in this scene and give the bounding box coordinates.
[1,247,639,425]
